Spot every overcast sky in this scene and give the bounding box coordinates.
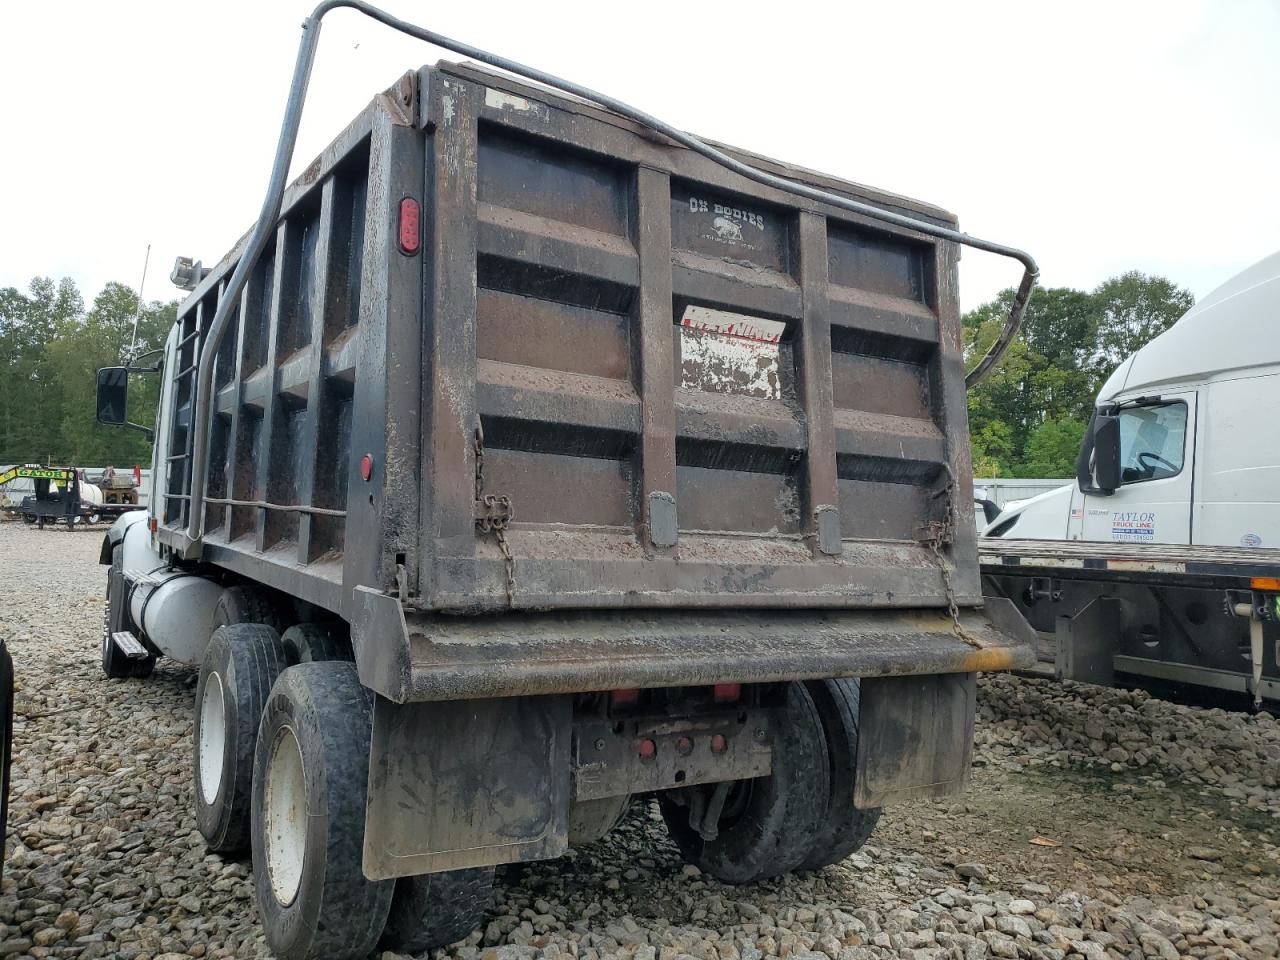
[2,0,1276,313]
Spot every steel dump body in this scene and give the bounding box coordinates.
[157,62,1017,696]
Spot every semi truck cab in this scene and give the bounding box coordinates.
[986,250,1280,549]
[980,251,1280,705]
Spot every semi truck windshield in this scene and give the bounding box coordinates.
[1117,401,1187,483]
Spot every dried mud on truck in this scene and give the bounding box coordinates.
[91,9,1037,959]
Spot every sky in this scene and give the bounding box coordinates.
[1,0,1277,314]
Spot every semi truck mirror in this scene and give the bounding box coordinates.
[96,367,129,425]
[1093,415,1122,493]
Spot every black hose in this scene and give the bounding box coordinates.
[185,0,1038,547]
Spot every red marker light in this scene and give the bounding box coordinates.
[611,688,639,708]
[398,197,420,255]
[710,734,727,753]
[638,738,656,759]
[360,454,374,482]
[713,683,741,703]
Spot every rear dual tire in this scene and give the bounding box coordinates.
[194,623,284,852]
[252,662,491,960]
[660,681,830,884]
[798,678,882,870]
[660,679,881,883]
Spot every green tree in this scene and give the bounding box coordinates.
[0,277,83,463]
[1,276,176,468]
[965,271,1194,477]
[1018,417,1087,478]
[1091,271,1195,380]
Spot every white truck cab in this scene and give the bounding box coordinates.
[986,250,1280,548]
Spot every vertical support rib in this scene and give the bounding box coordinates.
[344,106,425,605]
[227,278,258,542]
[419,75,479,602]
[205,279,232,532]
[296,178,337,565]
[932,239,980,599]
[634,166,677,549]
[795,211,841,555]
[254,222,295,552]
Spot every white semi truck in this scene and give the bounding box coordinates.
[980,251,1280,705]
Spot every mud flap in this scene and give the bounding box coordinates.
[363,693,571,880]
[854,672,976,809]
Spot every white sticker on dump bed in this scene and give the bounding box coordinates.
[679,306,786,401]
[485,88,550,120]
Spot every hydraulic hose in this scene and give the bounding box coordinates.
[185,0,1038,549]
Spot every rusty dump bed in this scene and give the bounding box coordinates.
[157,61,1028,694]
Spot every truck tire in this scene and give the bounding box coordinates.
[194,623,284,853]
[213,584,287,633]
[280,623,353,666]
[658,681,829,884]
[102,545,155,679]
[796,678,882,870]
[380,867,495,953]
[252,662,392,960]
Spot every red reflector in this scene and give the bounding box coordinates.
[611,688,639,707]
[398,197,420,254]
[360,454,374,482]
[638,738,656,759]
[713,683,741,703]
[710,734,727,753]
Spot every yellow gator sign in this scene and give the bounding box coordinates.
[0,466,75,485]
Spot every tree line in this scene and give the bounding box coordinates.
[1,269,1195,478]
[963,271,1194,478]
[0,277,177,468]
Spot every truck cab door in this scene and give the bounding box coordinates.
[1079,392,1196,544]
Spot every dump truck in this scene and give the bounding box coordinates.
[91,6,1037,958]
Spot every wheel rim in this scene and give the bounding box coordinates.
[264,725,307,906]
[198,672,226,804]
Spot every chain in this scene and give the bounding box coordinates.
[923,465,984,649]
[474,426,516,605]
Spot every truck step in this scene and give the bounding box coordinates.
[110,631,150,660]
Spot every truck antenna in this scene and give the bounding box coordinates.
[127,243,152,364]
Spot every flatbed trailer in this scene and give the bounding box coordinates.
[981,538,1280,704]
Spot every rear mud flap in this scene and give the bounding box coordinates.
[854,672,976,808]
[363,694,571,880]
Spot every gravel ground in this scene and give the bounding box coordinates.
[1,523,1277,960]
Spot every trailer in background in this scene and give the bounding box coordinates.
[1,466,144,527]
[981,538,1280,705]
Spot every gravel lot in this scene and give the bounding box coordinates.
[1,523,1278,960]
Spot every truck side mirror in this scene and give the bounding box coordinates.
[96,367,128,425]
[1093,415,1122,493]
